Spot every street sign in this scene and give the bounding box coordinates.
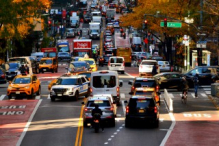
[160,22,182,28]
[196,41,207,48]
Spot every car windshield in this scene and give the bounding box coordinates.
[72,20,77,23]
[87,100,110,107]
[74,52,89,57]
[9,58,27,64]
[70,62,87,68]
[135,91,154,96]
[56,78,77,85]
[59,53,69,56]
[142,62,156,65]
[85,60,95,65]
[134,80,156,87]
[67,29,73,33]
[91,30,98,33]
[58,46,69,52]
[13,77,31,84]
[40,59,52,64]
[9,63,20,69]
[93,75,116,88]
[44,52,56,58]
[128,98,154,109]
[110,58,123,63]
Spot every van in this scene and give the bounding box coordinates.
[108,56,125,74]
[131,37,142,52]
[90,70,123,104]
[39,57,58,73]
[139,60,160,76]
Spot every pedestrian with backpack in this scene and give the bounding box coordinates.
[193,73,199,98]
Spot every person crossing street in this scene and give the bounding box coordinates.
[193,73,199,98]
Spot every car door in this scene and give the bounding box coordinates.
[77,78,84,94]
[81,77,88,92]
[169,74,181,89]
[186,68,203,86]
[32,76,37,93]
[160,74,171,88]
[201,67,214,85]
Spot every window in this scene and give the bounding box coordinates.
[134,80,156,88]
[202,68,212,73]
[135,91,154,96]
[32,76,37,81]
[170,74,180,79]
[56,78,77,85]
[81,77,86,83]
[142,61,156,65]
[40,59,52,64]
[190,68,202,75]
[13,77,31,84]
[110,58,123,63]
[128,98,155,109]
[93,76,116,88]
[87,100,110,107]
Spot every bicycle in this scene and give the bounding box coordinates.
[181,90,188,104]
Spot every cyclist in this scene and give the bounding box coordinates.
[92,104,104,132]
[181,76,189,99]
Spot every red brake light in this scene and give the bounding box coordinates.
[154,107,157,113]
[140,65,143,68]
[108,60,110,66]
[117,87,119,92]
[156,86,159,91]
[130,56,131,59]
[1,74,5,78]
[126,106,129,113]
[155,96,159,102]
[123,61,125,66]
[84,108,88,111]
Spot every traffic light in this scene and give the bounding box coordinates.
[144,20,148,29]
[48,20,52,30]
[164,18,167,27]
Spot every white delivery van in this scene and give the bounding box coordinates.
[108,57,125,74]
[90,70,123,104]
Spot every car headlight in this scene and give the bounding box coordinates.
[25,86,30,89]
[8,86,12,90]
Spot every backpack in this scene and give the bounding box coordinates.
[193,76,199,84]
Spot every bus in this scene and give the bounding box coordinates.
[116,47,132,66]
[56,39,70,53]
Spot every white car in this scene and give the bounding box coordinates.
[108,57,125,74]
[139,60,160,76]
[50,75,90,101]
[158,61,170,72]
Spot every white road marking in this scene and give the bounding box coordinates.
[16,99,42,146]
[116,114,121,117]
[191,93,195,98]
[0,95,6,100]
[114,132,117,134]
[120,93,125,99]
[201,93,207,97]
[122,101,126,116]
[108,138,112,141]
[104,142,108,145]
[35,96,41,100]
[160,129,169,131]
[111,135,114,137]
[205,91,211,94]
[47,94,50,99]
[124,72,135,78]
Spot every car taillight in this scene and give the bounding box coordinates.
[155,96,159,102]
[156,86,159,91]
[132,86,135,90]
[123,61,125,66]
[90,88,93,95]
[140,65,143,68]
[126,106,129,113]
[108,60,110,66]
[84,108,88,111]
[110,106,114,111]
[1,74,5,78]
[154,107,157,113]
[130,56,131,59]
[117,87,119,92]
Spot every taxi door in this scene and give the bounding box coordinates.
[32,76,37,93]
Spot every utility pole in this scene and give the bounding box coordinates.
[200,0,203,28]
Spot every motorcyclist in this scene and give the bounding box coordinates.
[19,64,27,74]
[98,56,104,67]
[92,104,104,132]
[25,64,29,74]
[181,76,189,99]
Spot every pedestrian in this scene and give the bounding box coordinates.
[92,49,97,61]
[193,73,199,98]
[25,64,29,74]
[152,63,158,76]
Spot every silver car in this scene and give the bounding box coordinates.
[82,96,116,127]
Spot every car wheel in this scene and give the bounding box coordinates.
[51,69,54,73]
[154,119,159,128]
[8,95,12,100]
[51,97,55,102]
[125,119,130,128]
[111,118,115,127]
[36,86,41,95]
[28,89,34,99]
[74,91,79,101]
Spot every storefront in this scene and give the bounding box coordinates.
[191,50,211,68]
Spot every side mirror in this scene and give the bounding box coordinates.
[128,80,133,85]
[124,100,128,103]
[119,80,123,87]
[81,102,85,105]
[129,92,133,95]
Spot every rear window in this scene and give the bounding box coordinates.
[110,58,123,63]
[93,75,116,88]
[135,91,154,96]
[87,100,110,107]
[142,61,156,65]
[128,98,155,108]
[134,80,156,87]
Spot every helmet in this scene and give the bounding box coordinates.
[95,104,99,108]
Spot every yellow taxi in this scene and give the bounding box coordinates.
[7,73,41,99]
[78,58,98,72]
[39,57,58,73]
[131,87,160,105]
[48,71,92,91]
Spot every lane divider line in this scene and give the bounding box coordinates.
[0,95,6,100]
[35,96,41,100]
[16,99,42,146]
[124,72,135,78]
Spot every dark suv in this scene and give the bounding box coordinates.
[184,66,219,86]
[124,95,159,128]
[128,77,160,94]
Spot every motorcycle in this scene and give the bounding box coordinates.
[92,113,101,133]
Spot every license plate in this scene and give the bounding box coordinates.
[43,69,46,71]
[139,109,144,113]
[16,91,20,94]
[57,94,62,96]
[111,65,115,67]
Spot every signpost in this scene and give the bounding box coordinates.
[160,22,182,28]
[196,41,207,48]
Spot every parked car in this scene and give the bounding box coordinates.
[158,61,170,72]
[5,61,21,81]
[139,60,160,76]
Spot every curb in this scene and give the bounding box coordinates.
[208,95,219,110]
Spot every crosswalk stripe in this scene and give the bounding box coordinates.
[201,93,207,97]
[120,93,125,99]
[191,93,195,98]
[47,94,50,99]
[205,91,211,94]
[0,95,6,100]
[35,96,41,100]
[169,94,174,98]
